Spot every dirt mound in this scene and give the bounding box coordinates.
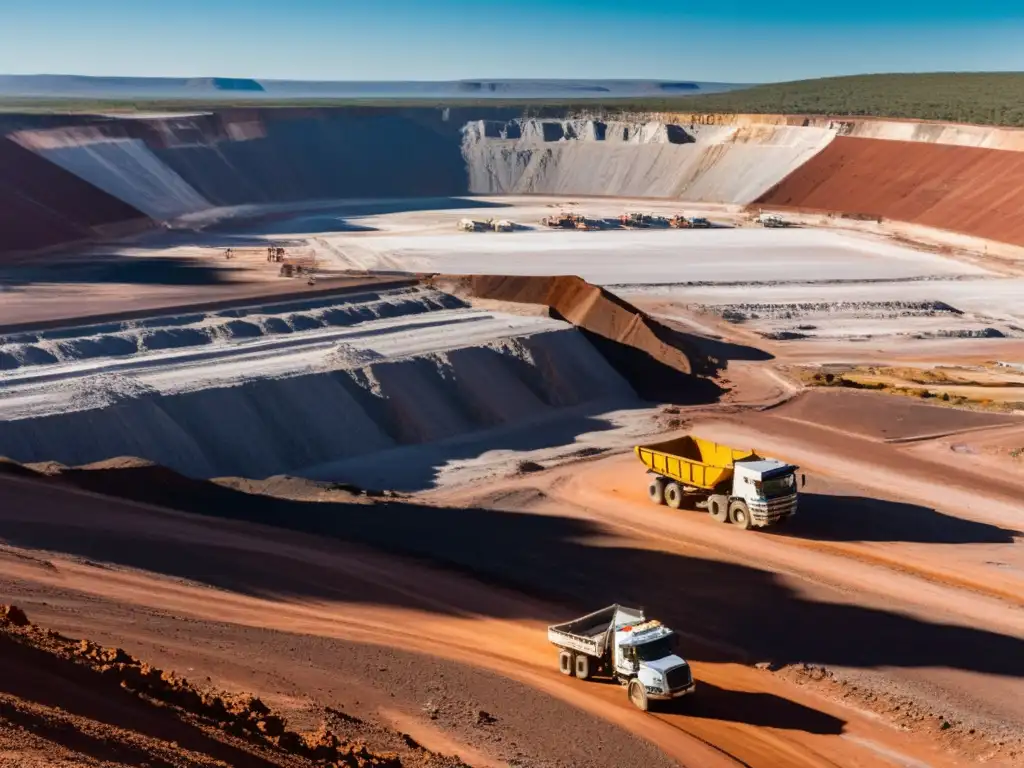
[9,456,377,514]
[0,605,431,767]
[433,274,725,403]
[756,136,1024,246]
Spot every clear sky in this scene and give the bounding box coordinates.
[3,1,1023,82]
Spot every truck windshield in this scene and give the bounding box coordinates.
[759,474,795,498]
[635,637,674,662]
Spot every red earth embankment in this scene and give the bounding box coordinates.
[0,605,405,767]
[0,137,151,257]
[433,274,725,403]
[756,136,1024,246]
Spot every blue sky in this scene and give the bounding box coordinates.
[3,1,1023,82]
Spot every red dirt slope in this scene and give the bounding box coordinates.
[454,274,693,372]
[0,137,151,256]
[0,605,441,767]
[757,136,1024,245]
[432,274,727,403]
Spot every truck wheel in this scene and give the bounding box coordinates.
[647,477,665,505]
[558,650,574,676]
[628,680,649,712]
[729,500,753,530]
[574,654,591,680]
[664,482,683,510]
[708,495,729,523]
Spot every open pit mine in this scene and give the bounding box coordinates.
[2,107,1024,768]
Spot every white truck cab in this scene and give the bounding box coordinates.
[732,459,799,524]
[613,620,695,703]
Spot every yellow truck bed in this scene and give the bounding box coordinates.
[634,435,758,491]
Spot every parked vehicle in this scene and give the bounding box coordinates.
[755,213,789,228]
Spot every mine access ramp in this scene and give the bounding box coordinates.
[635,434,802,529]
[548,604,695,711]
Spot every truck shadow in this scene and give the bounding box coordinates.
[660,681,844,735]
[774,492,1020,544]
[578,677,844,734]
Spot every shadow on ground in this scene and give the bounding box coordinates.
[1,465,1022,687]
[0,256,236,287]
[203,196,508,236]
[662,681,842,733]
[665,489,1018,545]
[580,330,725,405]
[651,318,775,379]
[299,405,627,492]
[778,492,1020,544]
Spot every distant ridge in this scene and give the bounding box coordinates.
[0,74,748,101]
[187,78,265,92]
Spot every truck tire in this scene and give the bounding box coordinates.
[708,495,729,523]
[628,679,649,712]
[729,500,753,530]
[574,654,591,680]
[558,650,574,676]
[648,477,665,505]
[664,482,683,510]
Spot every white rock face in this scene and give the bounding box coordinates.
[0,287,635,479]
[461,118,836,203]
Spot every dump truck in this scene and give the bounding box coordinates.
[756,213,789,228]
[457,218,485,232]
[548,604,695,711]
[541,212,580,229]
[619,212,653,228]
[635,435,801,529]
[689,216,711,228]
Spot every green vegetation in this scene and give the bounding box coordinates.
[661,73,1024,127]
[3,73,1024,126]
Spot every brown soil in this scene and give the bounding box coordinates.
[0,605,427,768]
[0,469,701,768]
[432,274,726,403]
[756,136,1024,246]
[798,365,1024,410]
[0,274,409,333]
[4,442,1019,767]
[771,388,1022,441]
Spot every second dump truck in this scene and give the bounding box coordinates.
[548,604,695,711]
[635,435,801,529]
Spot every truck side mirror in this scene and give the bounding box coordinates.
[801,474,806,488]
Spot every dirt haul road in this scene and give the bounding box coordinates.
[0,468,991,768]
[423,399,1024,766]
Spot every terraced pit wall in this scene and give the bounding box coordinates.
[0,286,638,482]
[755,136,1024,247]
[5,108,1024,254]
